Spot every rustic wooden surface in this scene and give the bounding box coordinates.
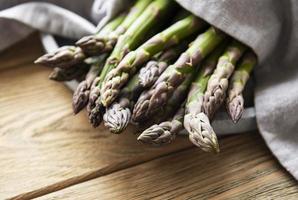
[0,34,297,200]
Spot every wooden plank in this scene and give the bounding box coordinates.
[37,134,298,200]
[0,40,192,199]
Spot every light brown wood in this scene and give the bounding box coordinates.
[38,134,298,200]
[0,35,191,200]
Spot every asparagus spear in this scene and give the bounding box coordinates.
[35,9,128,68]
[88,0,175,127]
[48,63,89,82]
[76,12,126,56]
[72,55,107,114]
[137,105,185,145]
[103,72,143,133]
[35,46,85,69]
[132,27,226,122]
[77,0,152,56]
[184,42,228,153]
[203,40,247,119]
[226,51,257,123]
[139,43,188,88]
[100,15,207,107]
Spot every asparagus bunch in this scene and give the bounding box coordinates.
[100,15,207,107]
[133,27,226,122]
[138,105,185,145]
[35,2,259,153]
[203,40,247,118]
[77,0,151,56]
[72,55,107,114]
[88,0,175,127]
[184,42,228,153]
[226,51,257,123]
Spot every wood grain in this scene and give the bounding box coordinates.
[38,134,298,200]
[0,37,191,199]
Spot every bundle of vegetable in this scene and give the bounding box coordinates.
[35,1,258,153]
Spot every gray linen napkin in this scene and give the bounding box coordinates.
[1,0,298,180]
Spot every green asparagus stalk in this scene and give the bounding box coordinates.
[132,27,226,122]
[139,43,188,88]
[76,12,127,56]
[77,0,152,56]
[34,7,129,68]
[184,42,228,153]
[226,51,257,123]
[137,105,185,145]
[48,63,89,82]
[88,0,175,127]
[35,46,85,69]
[72,55,107,114]
[203,40,247,119]
[100,15,207,107]
[103,72,143,133]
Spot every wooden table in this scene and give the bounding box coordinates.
[0,33,297,200]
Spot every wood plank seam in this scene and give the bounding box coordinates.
[8,146,195,200]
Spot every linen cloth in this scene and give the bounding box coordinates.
[0,0,298,179]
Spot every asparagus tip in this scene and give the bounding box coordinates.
[72,81,90,114]
[103,103,131,134]
[35,46,85,68]
[88,106,103,128]
[227,94,244,123]
[203,84,226,118]
[185,113,220,153]
[76,35,107,56]
[139,61,159,87]
[137,122,175,146]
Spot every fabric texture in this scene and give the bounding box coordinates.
[1,0,298,179]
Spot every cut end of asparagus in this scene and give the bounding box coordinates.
[103,103,131,134]
[72,81,90,114]
[139,61,160,87]
[185,113,220,153]
[76,35,114,56]
[137,122,176,146]
[88,99,104,128]
[227,94,244,123]
[35,46,85,69]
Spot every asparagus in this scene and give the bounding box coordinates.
[48,63,89,82]
[132,27,226,122]
[203,40,247,119]
[35,46,85,69]
[137,105,185,145]
[72,55,107,114]
[184,42,228,153]
[100,15,207,107]
[103,72,143,133]
[226,51,257,123]
[77,0,152,56]
[88,0,175,127]
[139,43,188,88]
[76,12,126,56]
